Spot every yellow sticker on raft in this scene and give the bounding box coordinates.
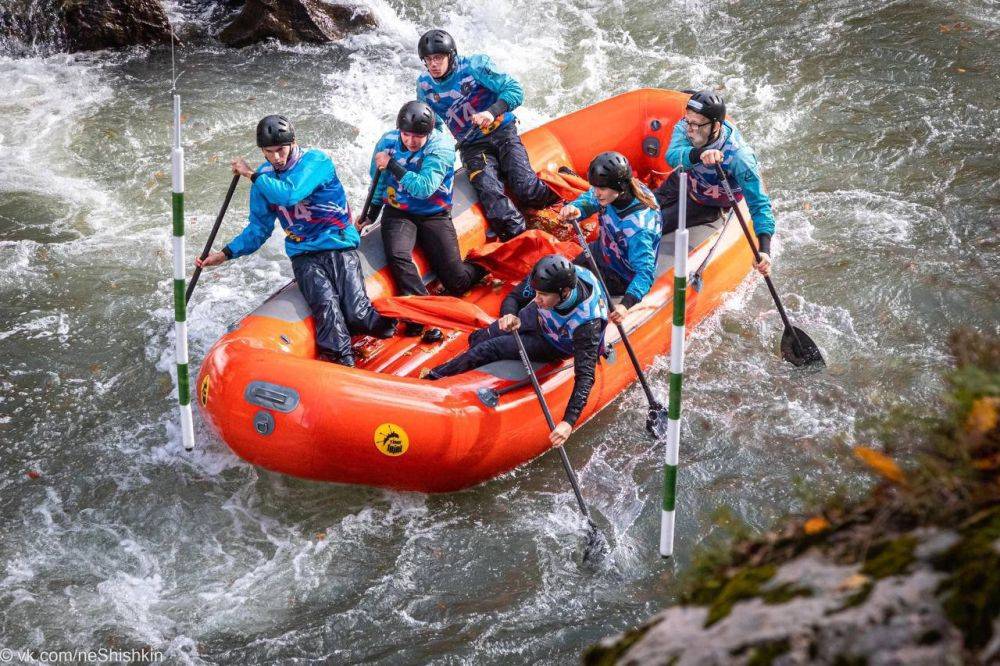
[199,375,210,407]
[374,423,409,457]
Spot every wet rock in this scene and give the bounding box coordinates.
[1,0,172,55]
[61,0,172,52]
[219,0,376,48]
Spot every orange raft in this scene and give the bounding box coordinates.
[196,88,756,492]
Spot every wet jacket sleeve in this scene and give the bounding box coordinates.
[731,152,776,240]
[665,121,698,169]
[223,188,276,259]
[501,276,534,316]
[398,138,456,200]
[624,227,658,305]
[563,320,604,425]
[570,188,601,218]
[469,55,524,113]
[251,151,334,208]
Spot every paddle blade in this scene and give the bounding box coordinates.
[781,326,825,368]
[646,407,670,439]
[582,520,609,564]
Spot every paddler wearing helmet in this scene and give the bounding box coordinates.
[422,254,609,447]
[195,115,397,367]
[415,28,561,242]
[364,100,487,337]
[558,151,662,325]
[655,89,775,277]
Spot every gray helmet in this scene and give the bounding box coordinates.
[686,90,726,124]
[531,254,577,294]
[256,115,295,148]
[397,101,435,135]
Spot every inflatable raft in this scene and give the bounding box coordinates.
[196,88,756,492]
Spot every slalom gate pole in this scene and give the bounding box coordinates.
[171,93,195,452]
[660,169,688,557]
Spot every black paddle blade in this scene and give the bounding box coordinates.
[781,325,825,368]
[646,406,670,439]
[582,519,609,564]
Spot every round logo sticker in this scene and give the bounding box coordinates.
[199,375,210,407]
[374,423,409,457]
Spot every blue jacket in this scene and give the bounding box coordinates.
[665,120,775,238]
[417,54,522,145]
[224,148,360,259]
[530,266,609,356]
[369,129,456,216]
[571,187,661,305]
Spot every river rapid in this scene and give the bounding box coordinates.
[0,0,997,663]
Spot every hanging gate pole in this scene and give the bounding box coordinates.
[171,94,195,452]
[660,169,689,557]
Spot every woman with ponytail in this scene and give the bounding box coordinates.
[558,151,662,324]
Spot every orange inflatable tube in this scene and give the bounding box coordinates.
[196,88,755,492]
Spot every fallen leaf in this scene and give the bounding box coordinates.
[966,397,999,435]
[315,532,326,541]
[26,470,40,479]
[956,67,967,73]
[853,446,907,485]
[804,516,830,535]
[837,572,870,592]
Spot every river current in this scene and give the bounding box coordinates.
[1,0,997,663]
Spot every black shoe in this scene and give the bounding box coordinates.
[421,328,443,344]
[403,321,425,337]
[373,317,397,339]
[558,165,579,177]
[469,262,488,285]
[320,352,355,367]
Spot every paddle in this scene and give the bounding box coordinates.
[713,165,825,368]
[357,169,383,236]
[511,329,607,561]
[186,174,240,304]
[567,217,669,438]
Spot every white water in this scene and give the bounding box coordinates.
[1,0,998,663]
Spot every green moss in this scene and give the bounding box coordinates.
[931,507,1000,651]
[861,536,917,579]
[761,582,814,605]
[704,565,777,627]
[747,638,791,666]
[581,620,660,666]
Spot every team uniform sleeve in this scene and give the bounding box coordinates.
[223,188,276,259]
[665,121,697,169]
[622,226,659,307]
[469,54,524,113]
[398,139,456,200]
[562,320,604,426]
[501,276,535,316]
[250,151,333,208]
[731,151,775,247]
[569,188,601,219]
[417,85,445,131]
[368,137,390,208]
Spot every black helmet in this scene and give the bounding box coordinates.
[418,29,457,60]
[531,254,577,294]
[397,101,435,135]
[686,89,726,124]
[587,151,632,192]
[256,114,295,148]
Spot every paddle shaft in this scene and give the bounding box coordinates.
[568,218,661,409]
[712,165,803,346]
[358,168,382,228]
[186,173,240,304]
[511,330,591,519]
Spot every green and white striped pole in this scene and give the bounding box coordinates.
[660,169,688,557]
[171,93,195,452]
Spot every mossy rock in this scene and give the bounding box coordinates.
[861,536,917,579]
[761,582,814,605]
[931,506,1000,651]
[582,619,661,666]
[747,638,791,666]
[704,565,777,627]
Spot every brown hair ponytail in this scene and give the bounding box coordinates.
[631,177,659,210]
